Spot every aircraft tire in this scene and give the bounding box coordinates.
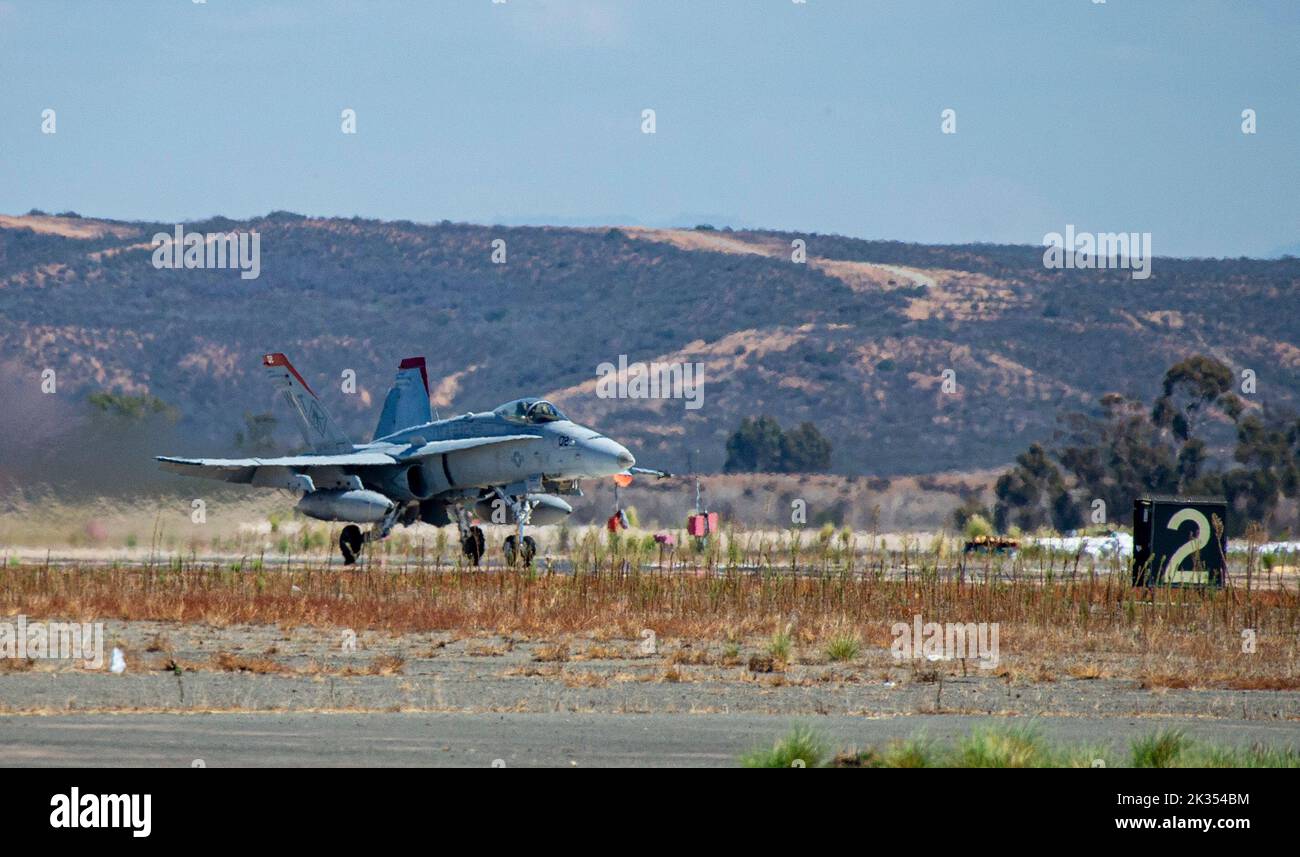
[463,526,486,566]
[340,525,364,566]
[504,534,537,567]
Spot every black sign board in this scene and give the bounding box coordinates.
[1131,496,1227,587]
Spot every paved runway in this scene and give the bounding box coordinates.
[2,712,1297,767]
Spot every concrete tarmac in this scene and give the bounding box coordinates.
[2,712,1298,767]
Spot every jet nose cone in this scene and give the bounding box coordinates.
[584,436,636,475]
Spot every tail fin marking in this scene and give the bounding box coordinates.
[262,353,353,454]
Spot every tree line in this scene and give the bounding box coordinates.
[985,355,1299,537]
[724,415,833,474]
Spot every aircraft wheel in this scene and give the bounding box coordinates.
[339,525,364,566]
[462,526,485,566]
[504,535,537,567]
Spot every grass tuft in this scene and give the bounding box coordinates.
[766,629,792,662]
[1130,729,1188,768]
[740,725,828,769]
[748,723,1299,768]
[824,634,861,663]
[955,725,1049,768]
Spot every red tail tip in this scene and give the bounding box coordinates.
[263,352,315,396]
[399,356,430,395]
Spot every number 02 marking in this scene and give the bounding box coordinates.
[1166,508,1211,584]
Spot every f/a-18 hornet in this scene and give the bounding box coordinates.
[158,354,667,565]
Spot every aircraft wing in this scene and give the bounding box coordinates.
[157,452,398,487]
[157,435,542,486]
[157,452,397,473]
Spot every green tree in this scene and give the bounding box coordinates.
[234,412,279,454]
[1198,407,1300,532]
[779,421,832,472]
[86,392,177,422]
[994,443,1076,532]
[724,416,785,473]
[996,355,1300,537]
[1151,355,1240,442]
[724,416,832,474]
[1056,393,1178,516]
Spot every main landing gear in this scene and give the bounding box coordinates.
[455,507,486,566]
[338,495,540,569]
[338,505,402,566]
[339,525,364,565]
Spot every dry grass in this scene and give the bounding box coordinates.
[667,646,712,666]
[2,555,1299,687]
[660,666,686,683]
[562,670,608,688]
[1141,672,1300,691]
[211,652,282,674]
[533,643,570,663]
[572,644,628,661]
[503,664,561,678]
[0,657,36,673]
[367,654,405,676]
[1067,663,1108,680]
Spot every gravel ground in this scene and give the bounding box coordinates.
[1,619,1297,721]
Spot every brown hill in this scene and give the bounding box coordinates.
[2,212,1297,488]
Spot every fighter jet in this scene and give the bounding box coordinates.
[158,353,667,565]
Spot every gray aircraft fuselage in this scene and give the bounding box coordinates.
[355,399,634,505]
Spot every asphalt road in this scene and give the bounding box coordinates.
[2,712,1298,767]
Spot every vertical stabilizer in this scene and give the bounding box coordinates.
[262,353,353,454]
[372,356,432,440]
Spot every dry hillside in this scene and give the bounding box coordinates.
[2,212,1297,495]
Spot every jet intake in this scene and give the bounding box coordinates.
[404,463,431,500]
[297,489,395,523]
[383,460,446,501]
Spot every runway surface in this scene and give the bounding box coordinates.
[2,712,1297,767]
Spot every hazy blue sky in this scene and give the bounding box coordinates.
[1,0,1296,256]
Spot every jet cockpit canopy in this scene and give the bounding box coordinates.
[493,397,569,425]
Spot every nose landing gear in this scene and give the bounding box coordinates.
[448,492,542,568]
[504,534,537,567]
[494,488,539,567]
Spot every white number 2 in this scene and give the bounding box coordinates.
[1166,508,1211,584]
